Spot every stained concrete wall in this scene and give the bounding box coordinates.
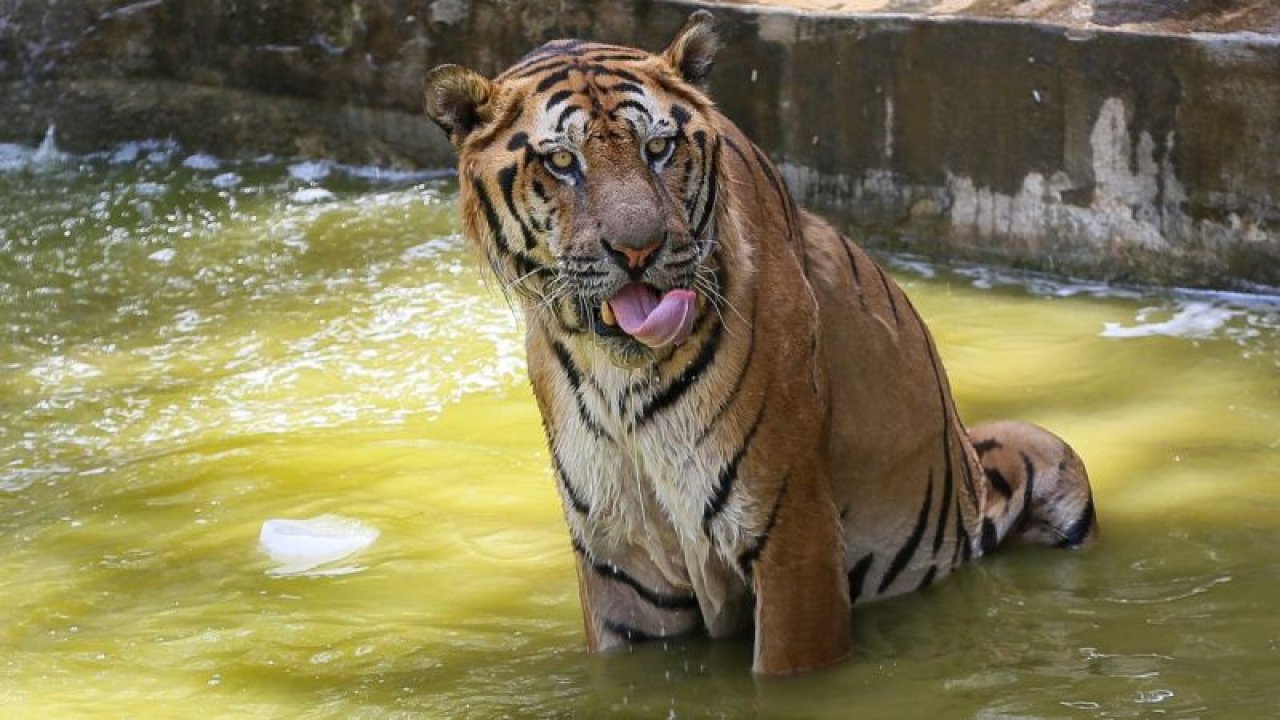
[1,0,1277,289]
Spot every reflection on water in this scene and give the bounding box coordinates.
[0,140,1277,718]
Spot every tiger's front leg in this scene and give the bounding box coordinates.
[572,543,702,651]
[749,459,852,675]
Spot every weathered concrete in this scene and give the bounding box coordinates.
[1,0,1277,289]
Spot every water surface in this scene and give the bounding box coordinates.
[1,141,1277,718]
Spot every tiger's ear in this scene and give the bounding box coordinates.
[663,10,719,87]
[424,64,495,147]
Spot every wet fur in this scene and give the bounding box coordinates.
[424,12,1098,675]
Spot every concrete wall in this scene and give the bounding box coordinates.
[1,0,1277,289]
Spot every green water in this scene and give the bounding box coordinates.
[1,142,1277,719]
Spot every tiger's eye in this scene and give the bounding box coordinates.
[645,137,670,158]
[549,150,575,171]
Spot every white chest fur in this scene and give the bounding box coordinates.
[547,344,755,633]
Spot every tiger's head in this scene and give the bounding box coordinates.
[424,12,722,368]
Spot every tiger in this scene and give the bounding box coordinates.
[422,10,1098,675]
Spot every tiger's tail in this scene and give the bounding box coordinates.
[968,420,1098,554]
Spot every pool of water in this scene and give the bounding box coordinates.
[1,139,1277,718]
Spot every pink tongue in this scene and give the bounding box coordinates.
[609,284,697,348]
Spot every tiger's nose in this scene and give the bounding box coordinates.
[604,237,662,272]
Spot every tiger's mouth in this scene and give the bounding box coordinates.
[588,282,697,349]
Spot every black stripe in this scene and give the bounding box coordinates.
[878,475,934,594]
[873,263,902,326]
[609,98,652,122]
[749,143,795,239]
[507,57,568,80]
[837,237,872,314]
[506,132,529,151]
[952,498,967,567]
[466,100,524,155]
[550,341,609,441]
[534,67,572,93]
[722,134,752,169]
[471,178,506,250]
[973,437,1002,456]
[551,450,589,514]
[606,81,645,96]
[736,478,788,577]
[980,518,999,554]
[923,337,981,513]
[496,164,538,251]
[635,315,724,425]
[694,310,753,448]
[847,553,874,605]
[1058,495,1096,548]
[544,88,574,110]
[507,41,584,73]
[691,137,720,241]
[986,467,1014,499]
[603,619,655,642]
[932,464,952,556]
[555,104,582,133]
[927,338,961,560]
[748,142,803,262]
[1015,452,1037,533]
[702,401,766,533]
[916,565,938,592]
[671,104,691,128]
[511,253,552,283]
[685,130,709,215]
[584,64,644,83]
[584,55,647,68]
[591,561,698,611]
[530,179,550,204]
[648,70,707,108]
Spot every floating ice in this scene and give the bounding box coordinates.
[259,515,379,576]
[1101,302,1240,339]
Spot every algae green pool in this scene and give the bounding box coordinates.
[1,141,1277,719]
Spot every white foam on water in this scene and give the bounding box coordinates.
[291,187,336,204]
[0,125,66,172]
[148,248,177,263]
[1102,302,1241,339]
[0,143,35,172]
[259,515,380,577]
[289,161,333,183]
[211,172,242,189]
[884,254,937,279]
[400,235,462,262]
[182,153,221,170]
[109,143,142,165]
[337,163,452,184]
[135,182,168,198]
[32,125,67,168]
